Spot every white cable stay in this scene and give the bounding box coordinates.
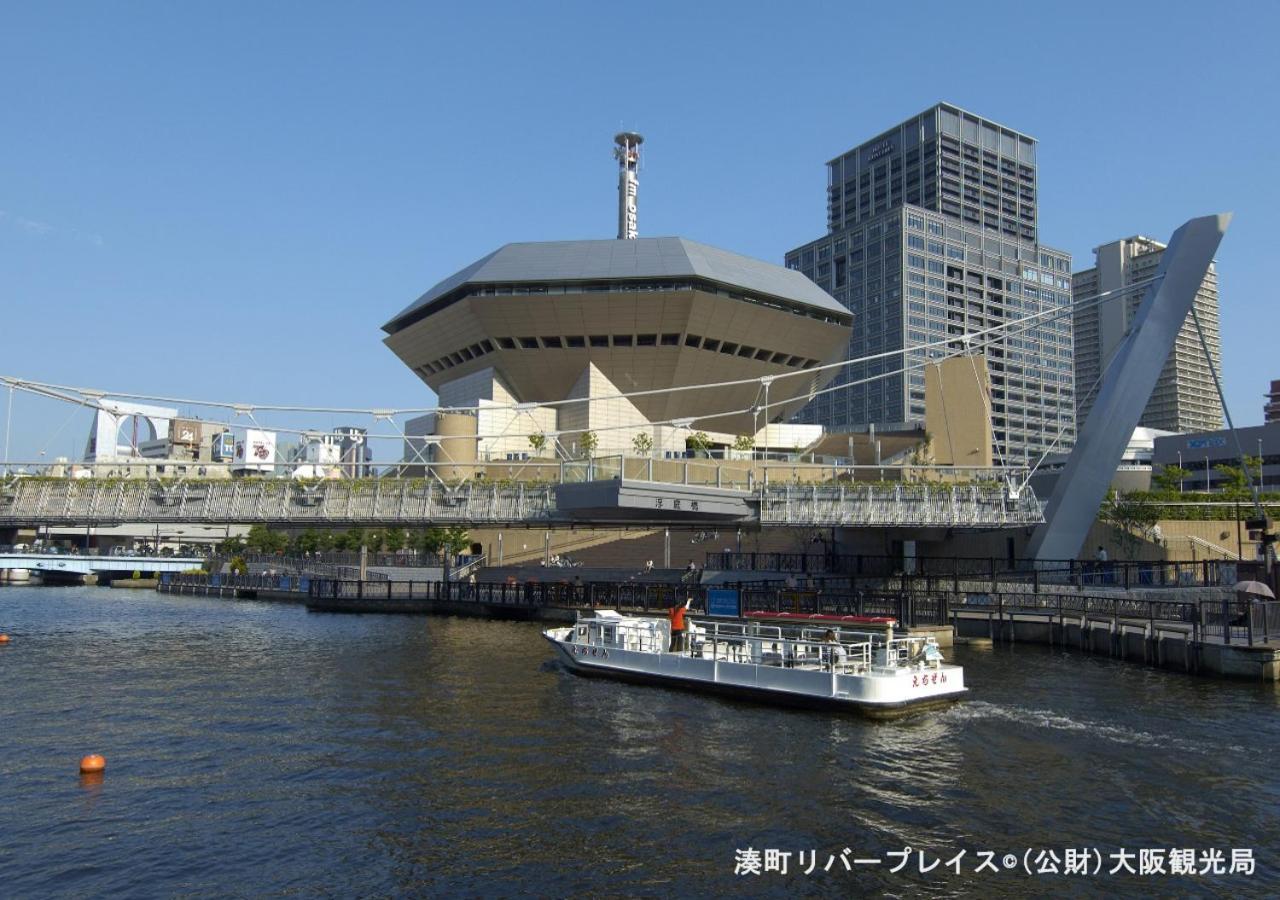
[0,275,1163,476]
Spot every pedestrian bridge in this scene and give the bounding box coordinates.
[0,552,203,575]
[0,464,1042,529]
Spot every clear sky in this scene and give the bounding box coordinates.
[3,1,1277,464]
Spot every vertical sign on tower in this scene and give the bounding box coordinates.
[614,132,643,240]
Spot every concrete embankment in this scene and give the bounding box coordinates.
[952,610,1280,681]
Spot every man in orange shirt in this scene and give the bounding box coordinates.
[668,597,692,652]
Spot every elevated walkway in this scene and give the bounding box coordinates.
[0,457,1041,529]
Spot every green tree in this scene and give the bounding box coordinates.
[217,535,246,556]
[244,524,276,554]
[528,431,547,456]
[416,527,445,559]
[1099,490,1161,558]
[441,525,471,560]
[1214,463,1249,497]
[383,528,406,553]
[1152,465,1191,494]
[732,434,755,454]
[579,430,598,458]
[1244,455,1264,490]
[687,431,712,457]
[293,529,321,555]
[632,432,654,455]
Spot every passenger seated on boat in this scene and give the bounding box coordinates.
[763,642,784,666]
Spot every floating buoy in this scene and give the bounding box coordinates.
[0,634,9,643]
[79,754,106,774]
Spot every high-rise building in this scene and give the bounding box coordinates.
[1072,236,1223,433]
[1263,380,1280,424]
[785,102,1076,465]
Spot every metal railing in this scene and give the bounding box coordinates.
[708,552,1271,592]
[301,578,706,611]
[165,572,311,592]
[1249,601,1280,645]
[0,463,1041,528]
[757,481,1041,527]
[1199,598,1280,646]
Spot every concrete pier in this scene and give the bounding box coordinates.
[952,610,1280,681]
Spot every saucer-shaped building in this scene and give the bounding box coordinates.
[383,237,852,459]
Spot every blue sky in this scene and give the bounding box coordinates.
[3,1,1277,464]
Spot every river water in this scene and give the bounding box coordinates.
[0,585,1276,897]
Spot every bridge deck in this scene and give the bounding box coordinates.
[0,476,1042,529]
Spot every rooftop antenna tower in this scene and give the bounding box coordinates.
[614,132,643,239]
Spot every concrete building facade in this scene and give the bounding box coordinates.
[384,237,852,465]
[1152,422,1280,494]
[1072,235,1224,433]
[786,103,1075,466]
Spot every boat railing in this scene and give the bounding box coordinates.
[570,615,945,672]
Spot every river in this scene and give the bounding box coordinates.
[0,585,1275,897]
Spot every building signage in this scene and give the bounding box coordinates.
[233,428,277,472]
[211,431,235,462]
[707,588,740,618]
[1186,437,1227,450]
[866,139,895,161]
[622,172,638,239]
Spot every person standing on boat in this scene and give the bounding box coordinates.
[668,598,692,652]
[822,629,846,672]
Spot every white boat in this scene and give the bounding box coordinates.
[543,610,965,718]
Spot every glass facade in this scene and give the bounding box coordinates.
[789,104,1075,464]
[825,103,1039,244]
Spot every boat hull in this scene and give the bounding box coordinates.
[544,633,964,720]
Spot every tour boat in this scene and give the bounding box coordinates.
[543,610,965,717]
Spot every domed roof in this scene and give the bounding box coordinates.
[383,237,847,334]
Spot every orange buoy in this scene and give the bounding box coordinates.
[79,754,106,774]
[0,634,9,643]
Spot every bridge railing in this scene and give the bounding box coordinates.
[0,474,1041,527]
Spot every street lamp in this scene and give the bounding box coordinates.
[1205,456,1210,493]
[1176,450,1183,493]
[1258,437,1265,492]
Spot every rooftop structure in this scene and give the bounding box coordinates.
[384,237,853,465]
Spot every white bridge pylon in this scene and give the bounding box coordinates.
[1027,213,1232,561]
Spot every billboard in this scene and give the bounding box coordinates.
[706,588,741,618]
[171,418,203,447]
[233,428,277,473]
[211,431,236,462]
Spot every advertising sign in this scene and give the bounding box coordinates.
[233,428,277,472]
[707,588,741,618]
[211,431,235,462]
